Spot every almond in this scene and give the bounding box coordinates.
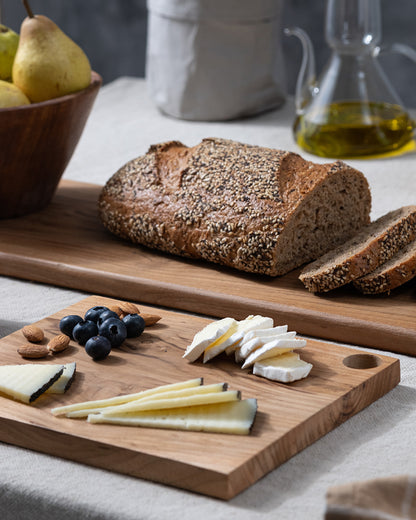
[22,325,44,343]
[108,305,123,317]
[140,313,162,326]
[118,301,140,317]
[48,334,70,353]
[17,344,49,359]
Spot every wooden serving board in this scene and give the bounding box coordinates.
[0,180,415,355]
[0,296,400,499]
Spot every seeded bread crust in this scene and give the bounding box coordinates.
[353,239,416,294]
[299,206,416,292]
[98,138,371,276]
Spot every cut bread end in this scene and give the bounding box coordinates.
[353,239,416,294]
[299,205,416,292]
[272,165,371,275]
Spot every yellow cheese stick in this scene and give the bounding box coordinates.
[51,377,203,416]
[100,389,241,416]
[66,382,228,418]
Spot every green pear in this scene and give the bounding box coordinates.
[0,24,19,81]
[12,1,91,102]
[0,79,30,107]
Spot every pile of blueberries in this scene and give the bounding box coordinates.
[59,306,146,361]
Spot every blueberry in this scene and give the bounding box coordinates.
[97,310,120,327]
[84,306,110,323]
[123,313,145,338]
[73,320,98,346]
[98,317,127,347]
[85,336,112,360]
[59,314,83,339]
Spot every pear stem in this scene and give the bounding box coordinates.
[22,0,34,18]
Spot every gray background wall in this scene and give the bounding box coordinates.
[2,0,416,107]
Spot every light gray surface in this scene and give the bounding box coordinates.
[0,78,415,519]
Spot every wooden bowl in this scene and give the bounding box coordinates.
[0,71,102,218]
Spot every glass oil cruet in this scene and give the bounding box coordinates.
[285,0,416,159]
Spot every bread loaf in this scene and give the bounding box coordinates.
[98,138,371,276]
[299,206,416,292]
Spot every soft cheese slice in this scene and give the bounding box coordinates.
[0,364,64,404]
[51,377,203,416]
[100,389,241,416]
[202,319,240,363]
[242,338,307,369]
[236,331,296,362]
[183,318,237,362]
[232,324,287,360]
[88,398,258,435]
[46,362,76,394]
[66,382,228,418]
[253,352,313,383]
[210,315,273,363]
[240,325,289,345]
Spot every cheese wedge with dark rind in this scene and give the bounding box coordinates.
[0,364,64,403]
[88,398,258,435]
[46,362,76,394]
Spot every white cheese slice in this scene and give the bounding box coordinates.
[236,330,296,362]
[202,319,240,362]
[241,338,307,369]
[183,318,237,362]
[253,352,313,383]
[51,377,203,416]
[240,325,289,345]
[88,398,258,435]
[46,362,76,394]
[100,389,241,415]
[221,315,274,356]
[66,382,228,418]
[0,364,64,404]
[203,315,274,363]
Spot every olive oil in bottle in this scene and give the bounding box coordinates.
[293,101,415,159]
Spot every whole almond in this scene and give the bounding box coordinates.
[108,305,123,317]
[22,325,44,343]
[140,313,162,326]
[118,301,140,317]
[48,334,70,353]
[18,344,49,359]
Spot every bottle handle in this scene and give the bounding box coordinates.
[284,27,319,114]
[374,43,416,64]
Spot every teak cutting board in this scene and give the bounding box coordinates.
[0,296,400,499]
[0,180,415,354]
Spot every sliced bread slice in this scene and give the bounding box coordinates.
[353,239,416,294]
[299,206,416,292]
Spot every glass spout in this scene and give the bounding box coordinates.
[284,27,318,114]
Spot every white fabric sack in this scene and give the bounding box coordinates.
[146,0,286,121]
